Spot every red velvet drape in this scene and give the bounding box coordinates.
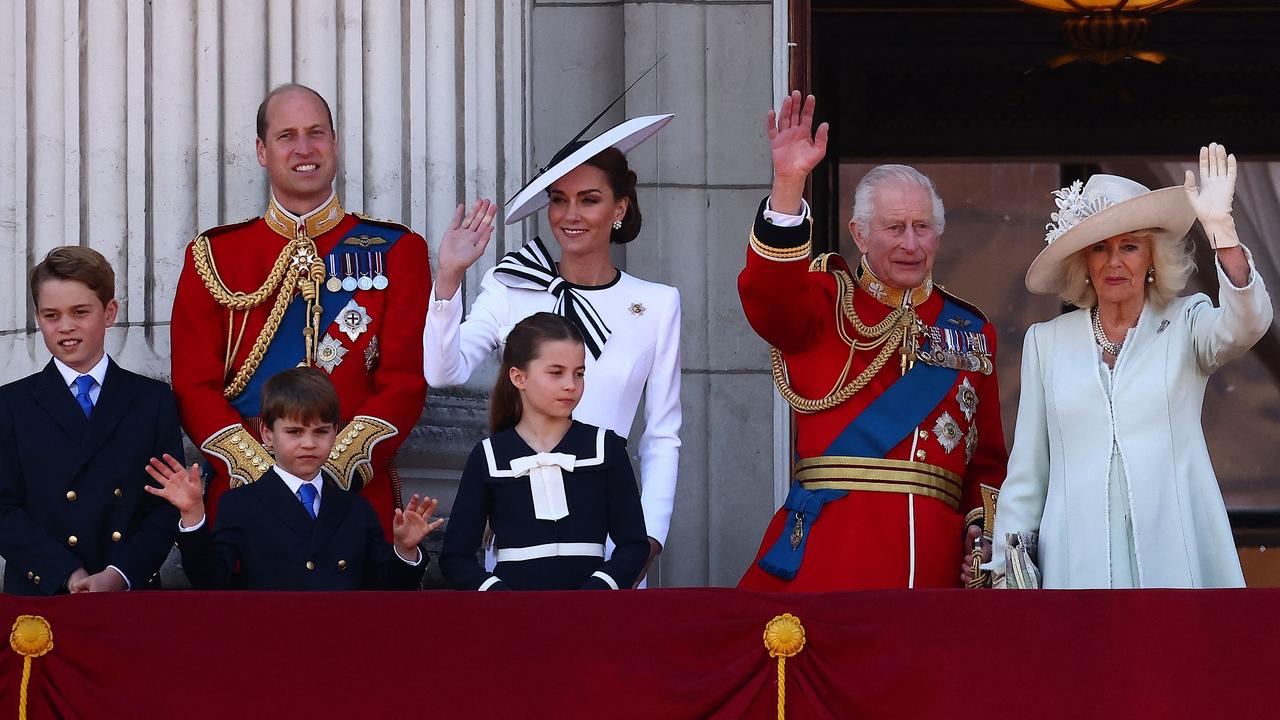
[1,588,1274,719]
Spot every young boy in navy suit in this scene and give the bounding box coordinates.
[146,367,442,590]
[0,247,182,595]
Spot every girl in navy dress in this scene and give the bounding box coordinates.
[440,313,649,590]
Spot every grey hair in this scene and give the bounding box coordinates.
[850,164,946,235]
[1060,230,1198,309]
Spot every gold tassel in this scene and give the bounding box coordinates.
[9,615,53,720]
[763,614,806,720]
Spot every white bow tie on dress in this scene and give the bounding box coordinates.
[509,452,576,521]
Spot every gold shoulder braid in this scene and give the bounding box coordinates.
[191,231,326,399]
[201,424,272,487]
[325,416,398,490]
[770,268,922,414]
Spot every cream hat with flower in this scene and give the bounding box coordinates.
[1025,174,1195,295]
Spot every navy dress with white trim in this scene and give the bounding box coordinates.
[440,421,649,590]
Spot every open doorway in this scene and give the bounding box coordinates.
[797,1,1280,584]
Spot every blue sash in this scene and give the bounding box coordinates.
[757,485,849,580]
[757,295,984,581]
[822,296,983,457]
[228,221,404,417]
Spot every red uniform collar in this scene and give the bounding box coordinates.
[264,192,346,240]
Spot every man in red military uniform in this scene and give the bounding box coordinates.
[171,84,429,535]
[738,92,1007,591]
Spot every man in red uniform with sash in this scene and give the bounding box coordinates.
[170,84,430,535]
[738,93,1007,590]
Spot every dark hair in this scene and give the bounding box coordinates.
[30,246,115,308]
[490,313,584,434]
[256,83,335,142]
[583,147,642,244]
[261,367,341,428]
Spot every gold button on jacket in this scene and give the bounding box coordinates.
[66,490,77,501]
[111,531,122,542]
[67,535,78,547]
[305,561,315,571]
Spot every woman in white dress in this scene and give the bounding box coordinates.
[424,115,681,585]
[990,143,1272,589]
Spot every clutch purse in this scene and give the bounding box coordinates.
[1004,531,1041,589]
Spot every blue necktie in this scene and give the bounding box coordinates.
[73,375,96,418]
[297,483,318,520]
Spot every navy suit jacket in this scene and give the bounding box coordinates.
[177,469,424,591]
[0,359,182,595]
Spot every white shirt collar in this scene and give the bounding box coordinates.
[273,464,324,498]
[53,353,110,390]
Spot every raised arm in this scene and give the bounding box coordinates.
[1183,143,1274,372]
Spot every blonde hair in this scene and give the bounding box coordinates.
[1059,230,1197,309]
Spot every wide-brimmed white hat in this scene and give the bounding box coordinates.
[504,114,674,225]
[1025,174,1195,295]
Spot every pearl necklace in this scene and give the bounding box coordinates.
[1090,306,1124,356]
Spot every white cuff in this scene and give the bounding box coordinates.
[430,284,461,310]
[591,570,619,590]
[762,197,810,228]
[178,515,206,532]
[106,565,131,590]
[478,576,502,591]
[395,546,424,566]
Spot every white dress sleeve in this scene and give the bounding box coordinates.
[635,286,683,547]
[987,323,1052,575]
[1188,246,1273,375]
[423,269,511,387]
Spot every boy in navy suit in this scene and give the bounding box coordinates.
[146,368,442,590]
[0,247,182,595]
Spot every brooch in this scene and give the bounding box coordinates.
[364,336,380,372]
[316,334,347,373]
[965,425,978,465]
[337,299,373,342]
[933,412,962,454]
[629,303,645,316]
[956,377,978,422]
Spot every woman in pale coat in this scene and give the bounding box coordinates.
[990,143,1272,589]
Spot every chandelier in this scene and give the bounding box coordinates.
[1017,1,1201,64]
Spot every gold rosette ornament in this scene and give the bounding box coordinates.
[763,613,806,720]
[10,615,53,720]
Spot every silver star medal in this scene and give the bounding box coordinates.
[933,411,962,454]
[316,334,347,373]
[338,299,373,342]
[956,377,978,422]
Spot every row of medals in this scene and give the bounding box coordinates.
[324,251,389,293]
[917,324,993,375]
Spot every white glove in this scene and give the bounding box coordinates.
[1183,142,1240,249]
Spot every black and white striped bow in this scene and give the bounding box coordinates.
[492,237,611,359]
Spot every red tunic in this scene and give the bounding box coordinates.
[737,200,1006,591]
[170,194,430,536]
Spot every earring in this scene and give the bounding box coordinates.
[1085,277,1091,285]
[612,219,623,230]
[1146,267,1155,284]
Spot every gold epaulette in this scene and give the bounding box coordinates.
[935,284,991,324]
[352,212,413,235]
[963,484,1000,540]
[325,416,399,491]
[201,424,271,489]
[199,217,258,239]
[808,252,847,274]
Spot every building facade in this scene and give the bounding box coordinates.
[0,0,792,587]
